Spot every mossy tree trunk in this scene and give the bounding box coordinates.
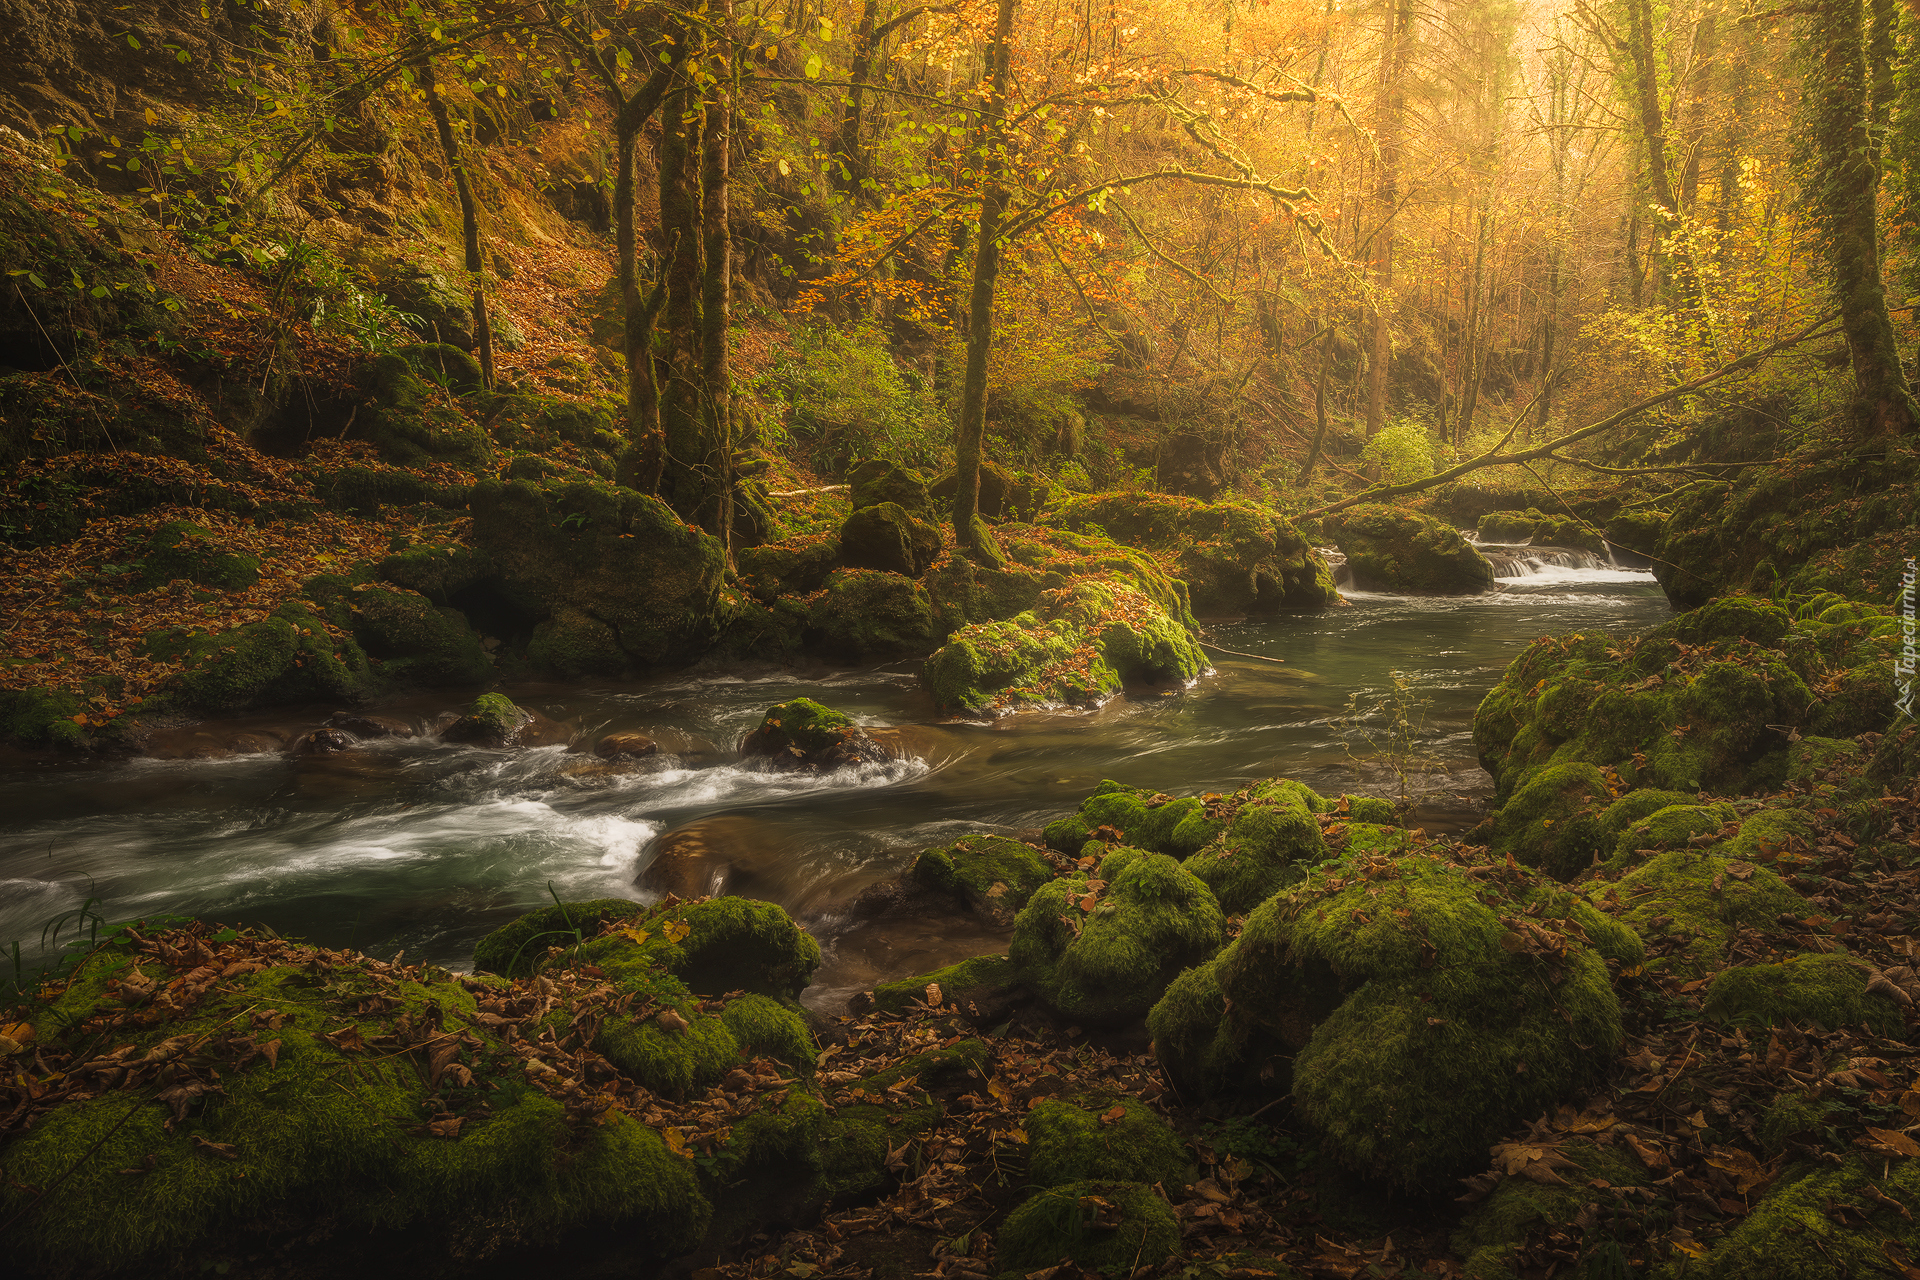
[1805,0,1919,436]
[658,33,714,527]
[699,0,736,552]
[951,0,1015,569]
[1363,0,1413,440]
[412,30,494,389]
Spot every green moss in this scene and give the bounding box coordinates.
[912,835,1054,925]
[350,586,493,687]
[1339,795,1398,824]
[719,994,815,1073]
[807,567,937,658]
[1757,1093,1830,1153]
[995,1181,1181,1275]
[144,602,373,714]
[1605,801,1739,871]
[1452,1142,1647,1279]
[1181,786,1327,914]
[135,520,260,591]
[355,352,493,469]
[1671,1159,1920,1280]
[839,501,942,578]
[596,1006,740,1097]
[1597,851,1804,976]
[1042,780,1225,859]
[867,954,1021,1014]
[1211,855,1629,1186]
[1787,735,1869,790]
[471,898,648,977]
[1599,789,1702,838]
[442,692,530,746]
[1323,503,1495,594]
[1010,849,1225,1025]
[1484,762,1612,881]
[848,458,935,518]
[1026,1097,1190,1187]
[1704,952,1904,1034]
[736,532,840,604]
[740,697,860,760]
[0,687,89,750]
[1145,945,1292,1102]
[0,951,709,1273]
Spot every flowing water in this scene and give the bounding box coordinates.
[0,547,1670,1009]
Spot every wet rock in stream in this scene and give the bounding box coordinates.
[738,697,886,771]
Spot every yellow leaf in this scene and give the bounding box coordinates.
[143,107,157,125]
[662,919,690,945]
[662,1126,686,1155]
[619,927,651,947]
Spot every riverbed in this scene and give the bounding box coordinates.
[0,552,1669,1006]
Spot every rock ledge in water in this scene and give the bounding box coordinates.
[738,698,886,771]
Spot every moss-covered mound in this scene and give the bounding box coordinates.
[1043,779,1225,859]
[1179,779,1336,914]
[1475,508,1606,553]
[353,349,494,470]
[439,691,532,746]
[469,478,726,675]
[0,922,711,1275]
[923,523,1196,640]
[911,834,1055,927]
[348,585,494,687]
[924,579,1205,714]
[1588,849,1804,977]
[1323,504,1494,594]
[473,895,821,999]
[1476,761,1615,881]
[736,531,840,604]
[995,1180,1181,1274]
[1045,491,1341,614]
[1009,846,1225,1025]
[138,601,375,715]
[804,567,936,658]
[1703,952,1905,1034]
[134,519,262,591]
[1670,1158,1920,1280]
[839,501,942,578]
[864,953,1021,1015]
[1473,593,1899,802]
[738,697,887,771]
[1026,1097,1190,1188]
[1155,852,1639,1187]
[847,458,936,519]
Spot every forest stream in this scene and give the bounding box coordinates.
[0,549,1664,1010]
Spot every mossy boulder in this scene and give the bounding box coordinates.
[1046,491,1342,614]
[925,524,1198,640]
[470,478,726,674]
[924,580,1205,714]
[738,697,887,771]
[848,458,935,519]
[440,692,532,747]
[911,835,1054,927]
[866,953,1021,1015]
[0,688,91,751]
[1451,1142,1649,1280]
[1588,850,1804,976]
[349,586,493,687]
[1480,762,1613,881]
[838,501,943,578]
[0,928,710,1275]
[1026,1097,1190,1187]
[135,520,260,591]
[1179,780,1331,913]
[1704,952,1904,1034]
[140,602,373,714]
[354,351,493,469]
[929,461,1014,519]
[1160,854,1638,1186]
[1669,1158,1920,1280]
[472,895,821,999]
[995,1181,1180,1275]
[736,532,840,604]
[1474,508,1606,554]
[1604,800,1739,870]
[1472,596,1896,802]
[1009,848,1225,1025]
[377,542,493,603]
[1323,503,1494,594]
[805,568,936,658]
[1042,780,1224,860]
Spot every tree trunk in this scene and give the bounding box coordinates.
[834,0,882,201]
[1625,0,1675,298]
[1365,0,1414,438]
[614,124,665,492]
[1806,0,1918,434]
[700,5,736,551]
[952,0,1015,567]
[658,46,712,518]
[415,38,493,388]
[1298,330,1334,485]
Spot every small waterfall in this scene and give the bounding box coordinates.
[1317,546,1352,590]
[1478,544,1612,579]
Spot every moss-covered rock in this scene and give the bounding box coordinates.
[1026,1097,1190,1187]
[736,531,840,604]
[912,835,1054,927]
[805,567,936,658]
[0,929,709,1275]
[995,1181,1180,1275]
[1604,800,1739,870]
[1704,952,1904,1034]
[349,586,493,687]
[1010,848,1225,1025]
[470,478,726,674]
[1166,854,1637,1186]
[865,953,1021,1015]
[1480,762,1613,881]
[440,692,532,747]
[1590,850,1803,976]
[141,602,373,714]
[1451,1142,1649,1280]
[838,501,942,578]
[1045,491,1341,614]
[1323,504,1494,594]
[134,520,260,591]
[848,458,935,519]
[925,580,1205,714]
[1473,596,1896,802]
[738,697,887,771]
[1670,1158,1920,1280]
[1474,508,1606,554]
[1041,780,1225,860]
[0,687,91,751]
[354,351,493,469]
[1179,781,1330,914]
